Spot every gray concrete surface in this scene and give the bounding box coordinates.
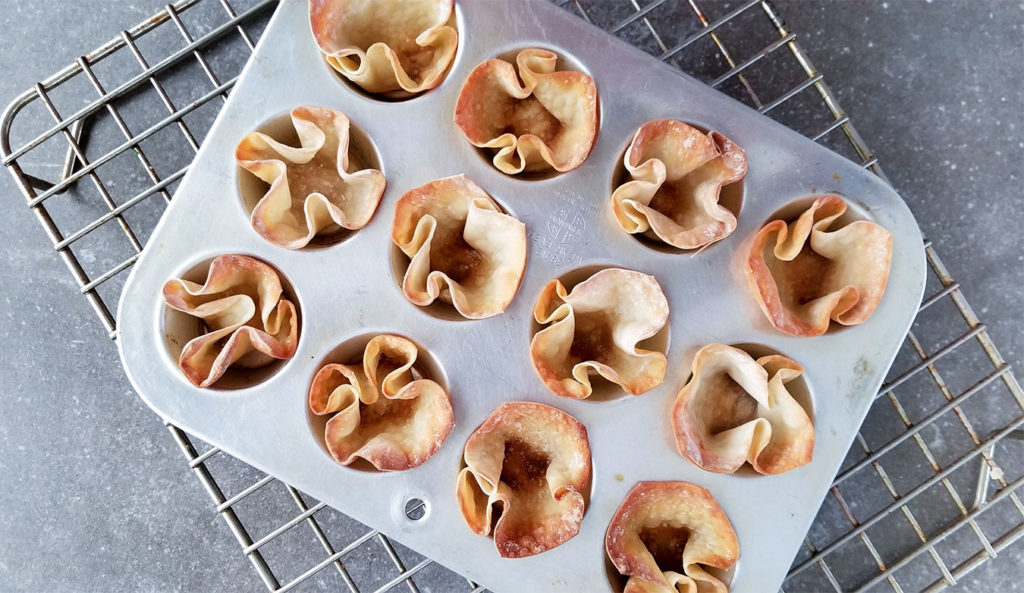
[0,1,1021,592]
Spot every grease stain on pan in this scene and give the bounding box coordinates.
[847,356,875,412]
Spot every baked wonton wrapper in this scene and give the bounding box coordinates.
[162,254,299,388]
[308,335,453,471]
[611,119,746,249]
[745,195,893,336]
[309,0,458,96]
[672,344,813,475]
[606,482,739,593]
[236,106,385,249]
[454,48,599,175]
[530,268,668,399]
[457,402,590,558]
[392,175,527,319]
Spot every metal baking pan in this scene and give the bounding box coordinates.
[117,0,926,591]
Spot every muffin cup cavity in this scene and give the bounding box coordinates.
[610,120,745,255]
[162,253,302,391]
[306,332,450,472]
[529,265,670,402]
[236,108,385,250]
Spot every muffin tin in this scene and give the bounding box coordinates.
[116,1,926,591]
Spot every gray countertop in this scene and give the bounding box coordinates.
[0,1,1021,592]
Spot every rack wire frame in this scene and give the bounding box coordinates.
[2,0,1022,591]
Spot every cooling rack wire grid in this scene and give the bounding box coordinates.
[2,1,1021,591]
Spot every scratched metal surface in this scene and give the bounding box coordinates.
[116,0,926,591]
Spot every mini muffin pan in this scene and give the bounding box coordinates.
[117,1,926,591]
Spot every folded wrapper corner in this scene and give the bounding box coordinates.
[454,48,598,174]
[606,481,739,593]
[236,106,385,249]
[745,195,893,336]
[457,402,590,558]
[309,0,458,96]
[530,268,668,399]
[162,254,299,388]
[308,335,453,471]
[611,119,746,249]
[392,174,526,319]
[672,344,813,475]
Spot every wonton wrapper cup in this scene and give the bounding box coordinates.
[392,175,526,319]
[606,481,739,593]
[308,334,453,471]
[672,344,813,475]
[456,402,590,558]
[745,195,893,336]
[454,48,599,175]
[612,119,746,250]
[309,0,458,97]
[530,268,669,399]
[162,254,299,389]
[236,106,385,249]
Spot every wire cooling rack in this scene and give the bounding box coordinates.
[2,1,1022,591]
